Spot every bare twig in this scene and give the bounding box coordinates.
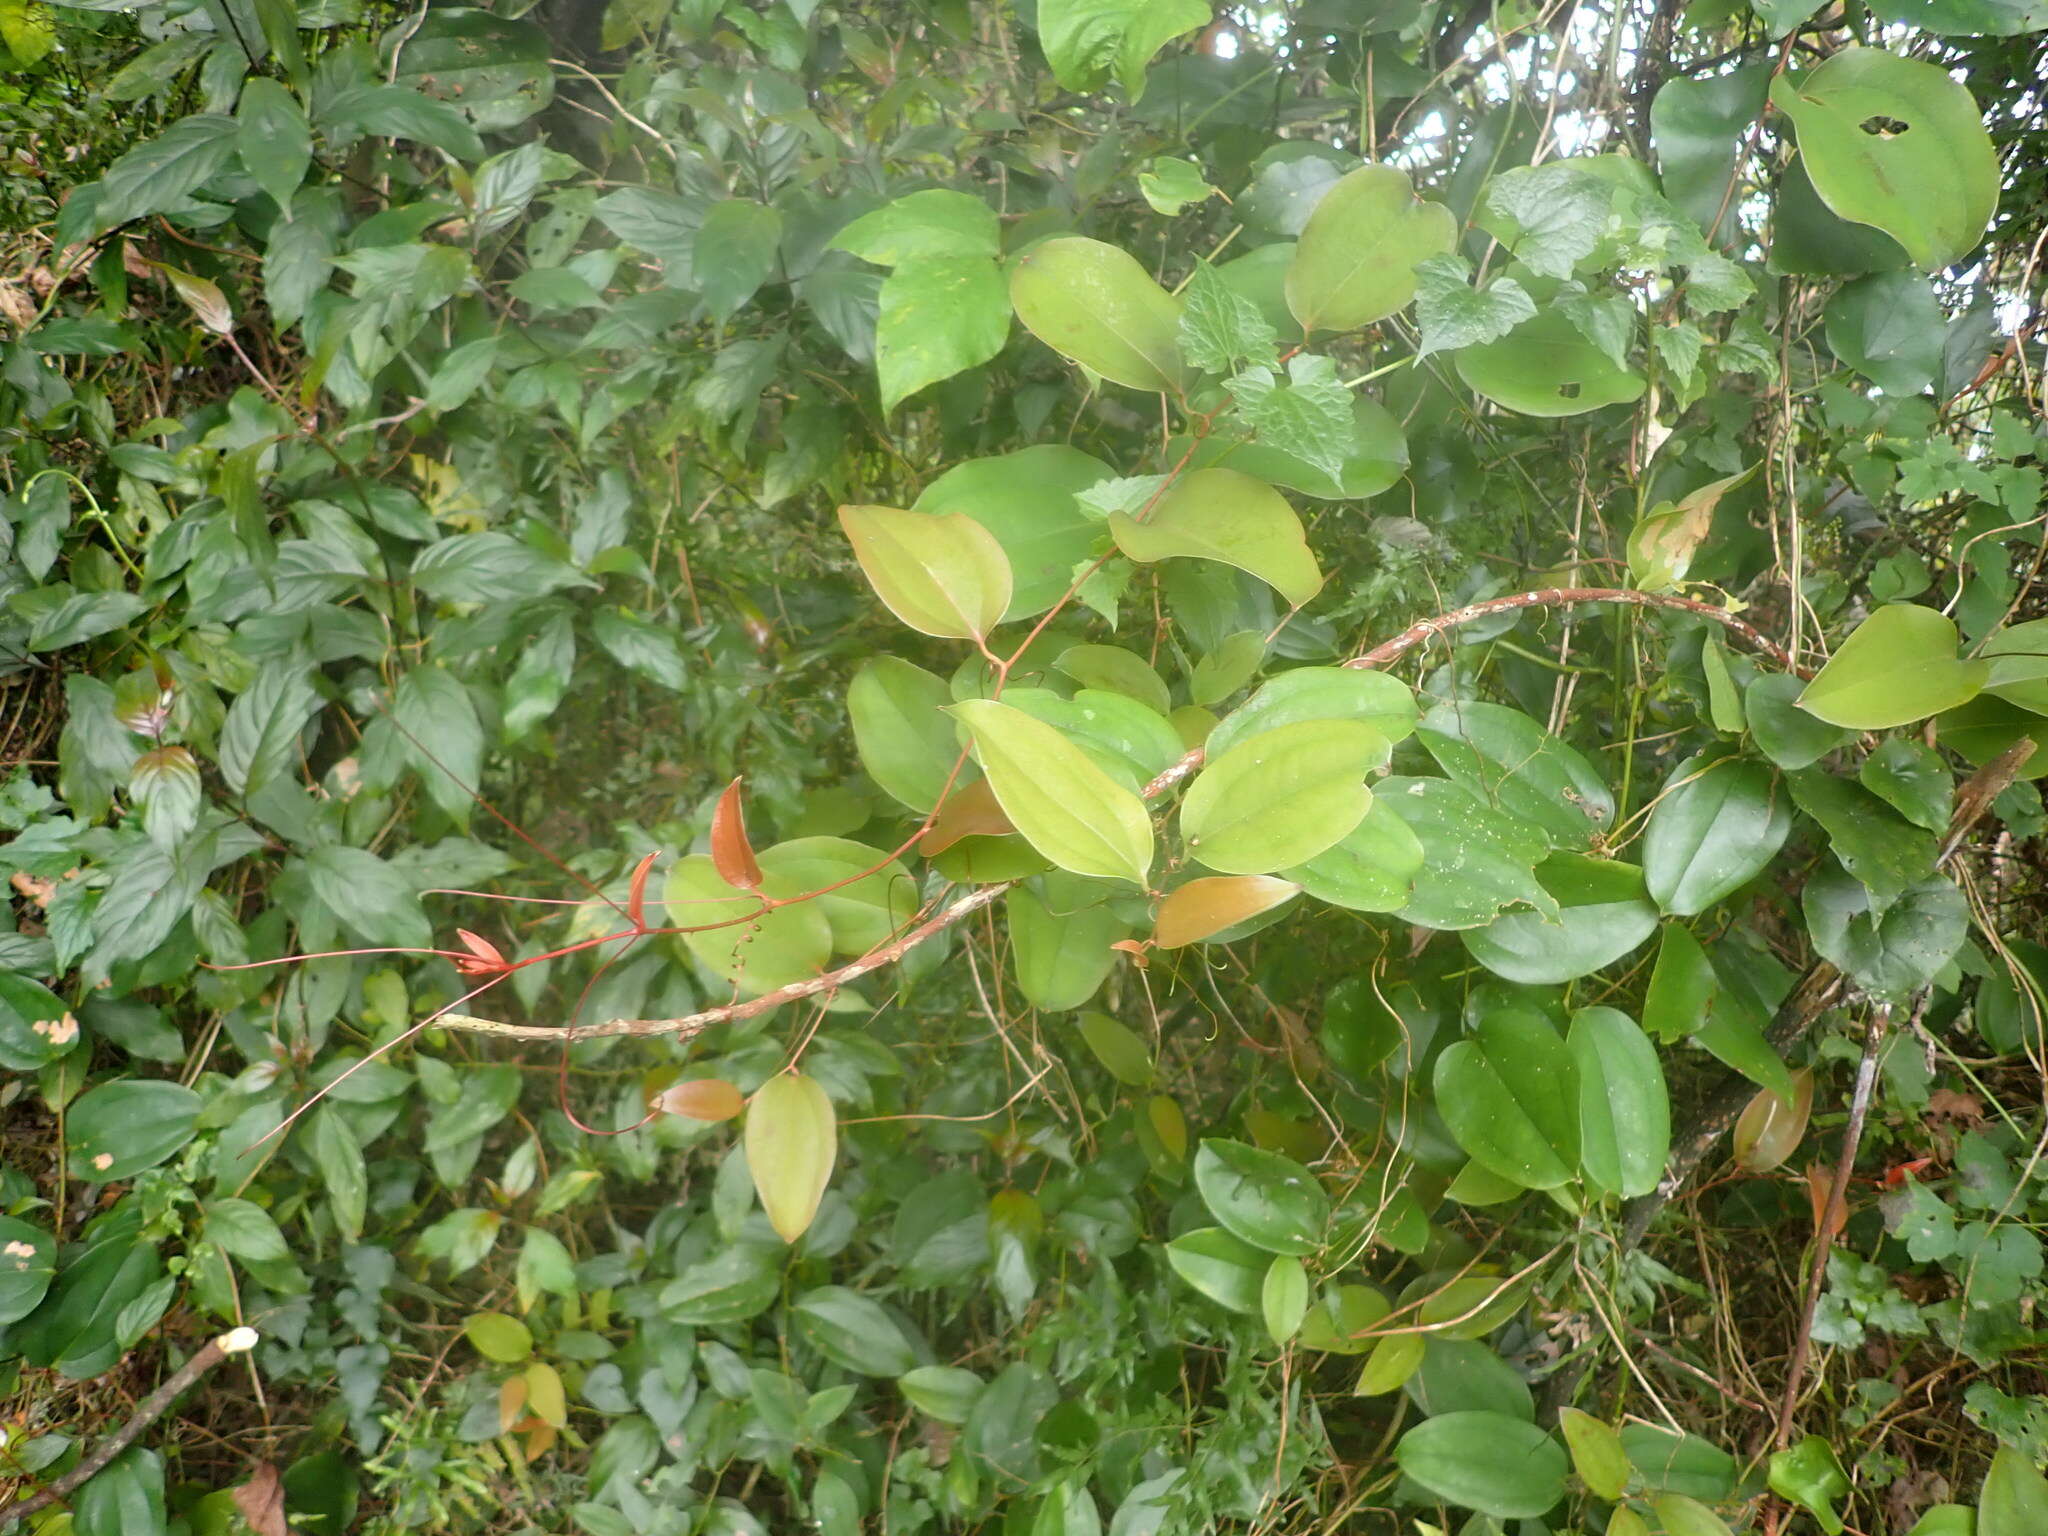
[0,1329,260,1529]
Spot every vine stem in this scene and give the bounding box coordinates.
[421,586,1819,1045]
[0,1329,259,1529]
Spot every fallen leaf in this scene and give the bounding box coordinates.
[232,1462,292,1536]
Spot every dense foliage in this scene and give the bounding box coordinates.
[3,0,2048,1532]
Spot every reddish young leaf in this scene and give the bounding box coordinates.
[451,928,509,977]
[626,849,660,928]
[1733,1067,1814,1173]
[1804,1163,1851,1240]
[917,777,1014,857]
[652,1077,746,1123]
[231,1463,290,1536]
[711,777,764,891]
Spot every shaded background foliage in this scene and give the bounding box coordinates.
[1,0,2047,1534]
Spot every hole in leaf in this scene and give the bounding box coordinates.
[1859,115,1911,137]
[1557,381,1582,400]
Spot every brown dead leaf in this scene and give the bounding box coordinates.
[232,1461,292,1536]
[1926,1088,1983,1123]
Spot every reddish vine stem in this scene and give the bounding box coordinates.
[426,585,1802,1044]
[0,1329,259,1529]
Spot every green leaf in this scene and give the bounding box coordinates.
[1455,308,1648,416]
[1152,874,1300,948]
[74,1447,166,1536]
[950,699,1154,884]
[1655,1494,1738,1536]
[1225,355,1356,487]
[1209,667,1417,757]
[1786,768,1936,913]
[0,1215,57,1324]
[1075,1010,1155,1086]
[0,970,80,1071]
[876,257,1011,413]
[1189,392,1410,500]
[1009,887,1127,1009]
[665,854,833,992]
[1418,702,1615,851]
[1262,1255,1310,1346]
[849,657,959,813]
[1559,1408,1632,1502]
[320,82,485,161]
[1694,1007,1796,1104]
[1354,1332,1426,1395]
[794,1286,918,1376]
[1748,673,1856,768]
[1284,796,1426,912]
[1432,1008,1580,1189]
[1750,0,1825,33]
[393,667,484,829]
[914,446,1114,619]
[1178,260,1278,375]
[1192,1139,1329,1255]
[1180,718,1385,874]
[311,1108,366,1243]
[1651,64,1771,245]
[1866,0,2047,30]
[1980,1447,2048,1536]
[840,504,1013,640]
[1414,253,1537,358]
[1035,0,1211,101]
[693,199,782,322]
[1056,645,1171,715]
[1826,269,1945,396]
[388,9,552,130]
[1463,854,1659,984]
[1139,155,1217,215]
[746,1072,837,1243]
[90,113,238,233]
[1165,1225,1267,1313]
[1568,1007,1670,1199]
[1477,161,1616,279]
[464,1310,534,1363]
[66,1080,201,1181]
[1285,164,1457,332]
[1643,922,1720,1042]
[1938,694,2048,780]
[1803,867,1969,1002]
[1642,753,1793,914]
[1798,605,1987,729]
[1011,237,1187,392]
[833,190,1000,265]
[411,532,594,605]
[1109,468,1322,608]
[1769,49,1998,272]
[1769,1436,1849,1536]
[1380,776,1556,931]
[236,79,312,211]
[1860,738,1952,832]
[1395,1412,1568,1519]
[306,846,432,951]
[898,1365,987,1425]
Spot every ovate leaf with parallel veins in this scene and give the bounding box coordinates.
[1153,875,1301,948]
[1769,49,1998,272]
[1285,164,1457,332]
[848,657,960,813]
[1011,237,1188,392]
[745,1073,837,1243]
[1455,307,1648,417]
[1462,854,1659,984]
[1642,753,1792,915]
[664,855,832,993]
[1569,1007,1670,1199]
[1208,667,1418,756]
[1191,1138,1329,1255]
[1396,1413,1569,1520]
[1110,468,1322,608]
[1379,776,1556,930]
[1418,701,1615,851]
[876,257,1011,413]
[914,445,1114,619]
[1180,719,1384,874]
[840,505,1012,640]
[1798,604,1987,729]
[1433,1007,1580,1190]
[950,700,1154,885]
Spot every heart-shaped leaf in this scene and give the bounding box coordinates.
[1769,48,1998,272]
[1110,468,1323,609]
[1454,309,1646,417]
[1284,164,1457,332]
[1798,604,1987,728]
[839,504,1013,641]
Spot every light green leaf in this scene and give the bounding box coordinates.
[848,657,960,813]
[1165,1225,1267,1313]
[1798,605,1987,729]
[1192,1139,1329,1255]
[840,504,1012,640]
[877,256,1011,413]
[1380,776,1556,931]
[665,854,833,993]
[1418,701,1615,851]
[1178,259,1279,375]
[1433,1008,1579,1190]
[833,190,1000,265]
[1011,237,1187,392]
[1825,270,1945,395]
[746,1073,837,1244]
[1209,667,1417,757]
[1036,0,1211,101]
[236,79,311,211]
[1180,718,1384,874]
[1262,1255,1309,1346]
[914,446,1114,619]
[1109,468,1322,608]
[1462,854,1659,984]
[1414,253,1537,358]
[1138,155,1216,215]
[1455,307,1647,416]
[1009,887,1128,1009]
[1568,1007,1669,1199]
[950,699,1154,885]
[1770,49,1998,272]
[1285,163,1457,332]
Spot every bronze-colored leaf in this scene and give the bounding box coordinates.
[231,1462,292,1536]
[1153,875,1301,948]
[710,777,763,891]
[653,1077,746,1122]
[1733,1067,1815,1173]
[917,777,1013,857]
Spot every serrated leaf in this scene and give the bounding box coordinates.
[1414,253,1536,358]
